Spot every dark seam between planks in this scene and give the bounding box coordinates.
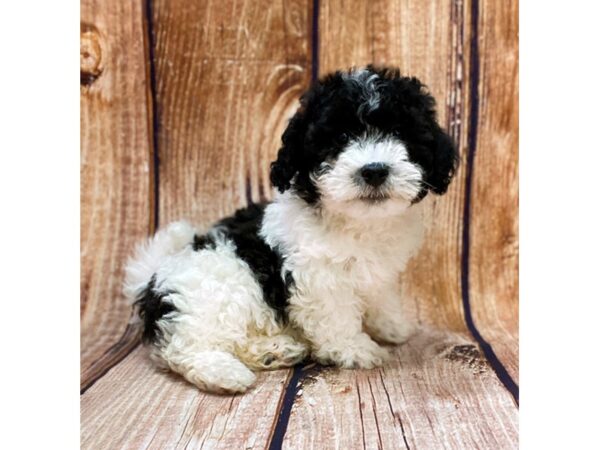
[145,426,162,449]
[80,323,141,394]
[367,378,384,450]
[266,1,320,448]
[215,397,236,443]
[460,0,519,405]
[310,0,320,84]
[379,370,411,449]
[267,365,305,450]
[146,0,161,232]
[447,0,464,145]
[356,381,368,450]
[245,171,253,205]
[178,396,205,448]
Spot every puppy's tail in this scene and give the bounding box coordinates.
[123,220,198,309]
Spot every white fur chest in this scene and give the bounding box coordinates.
[261,193,425,293]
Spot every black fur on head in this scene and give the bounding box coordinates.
[270,65,459,204]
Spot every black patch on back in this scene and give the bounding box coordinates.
[135,274,176,344]
[216,203,291,321]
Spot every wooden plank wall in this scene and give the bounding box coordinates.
[80,0,154,390]
[468,0,519,384]
[152,0,311,227]
[81,0,518,448]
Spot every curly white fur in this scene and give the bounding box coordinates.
[125,225,309,393]
[262,190,423,369]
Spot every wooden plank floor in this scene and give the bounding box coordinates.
[282,329,517,449]
[81,347,291,449]
[81,0,519,448]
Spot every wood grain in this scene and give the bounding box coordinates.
[468,0,519,382]
[320,0,468,332]
[80,0,519,447]
[151,0,312,228]
[80,0,153,388]
[81,346,291,449]
[282,329,518,449]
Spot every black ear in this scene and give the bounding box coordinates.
[270,110,308,193]
[427,127,459,195]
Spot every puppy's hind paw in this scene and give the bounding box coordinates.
[242,334,309,370]
[214,367,257,394]
[176,350,257,394]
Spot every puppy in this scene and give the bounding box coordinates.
[124,66,458,393]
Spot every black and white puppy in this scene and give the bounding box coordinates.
[125,66,458,393]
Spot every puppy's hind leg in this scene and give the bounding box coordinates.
[160,347,257,394]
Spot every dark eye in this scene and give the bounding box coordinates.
[334,133,349,146]
[392,129,403,139]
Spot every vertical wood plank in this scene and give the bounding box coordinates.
[80,0,153,388]
[319,0,468,332]
[469,0,519,382]
[152,0,312,228]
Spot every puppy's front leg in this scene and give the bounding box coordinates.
[288,285,389,369]
[363,284,415,345]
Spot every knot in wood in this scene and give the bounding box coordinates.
[444,344,488,374]
[80,23,103,86]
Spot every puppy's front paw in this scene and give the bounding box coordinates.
[365,316,416,345]
[314,333,390,369]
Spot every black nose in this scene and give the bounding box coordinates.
[360,163,390,187]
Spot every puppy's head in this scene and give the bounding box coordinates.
[270,66,459,219]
